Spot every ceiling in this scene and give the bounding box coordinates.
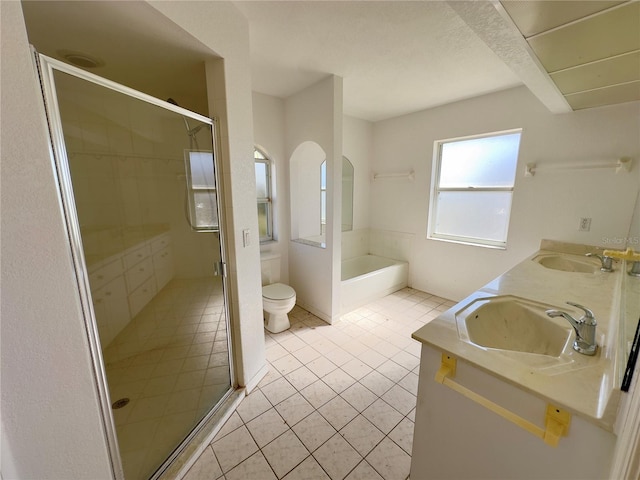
[20,1,640,123]
[501,0,640,111]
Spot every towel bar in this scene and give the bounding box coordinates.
[435,354,571,447]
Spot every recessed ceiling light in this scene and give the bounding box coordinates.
[57,50,104,69]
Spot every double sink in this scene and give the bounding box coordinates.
[455,252,604,361]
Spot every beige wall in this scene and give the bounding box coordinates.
[1,1,266,477]
[372,87,640,301]
[1,2,114,477]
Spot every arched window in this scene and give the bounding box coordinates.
[255,148,274,242]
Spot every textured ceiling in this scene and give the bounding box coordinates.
[234,1,523,121]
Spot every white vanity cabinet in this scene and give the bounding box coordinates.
[92,275,130,347]
[88,258,130,347]
[87,231,174,346]
[411,344,616,480]
[410,241,630,480]
[151,234,174,292]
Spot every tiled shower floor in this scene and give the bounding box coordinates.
[103,277,232,480]
[183,287,454,480]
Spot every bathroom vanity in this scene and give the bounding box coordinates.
[410,240,639,479]
[83,225,174,346]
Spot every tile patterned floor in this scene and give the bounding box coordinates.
[183,288,454,480]
[103,277,232,480]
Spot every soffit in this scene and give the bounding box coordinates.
[501,0,640,110]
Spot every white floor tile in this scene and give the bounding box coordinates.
[291,411,337,453]
[340,383,378,412]
[391,350,420,371]
[246,408,289,448]
[260,376,297,406]
[183,446,222,480]
[359,370,395,397]
[282,456,331,480]
[340,415,385,457]
[236,390,272,423]
[344,460,384,480]
[275,392,315,427]
[307,356,338,377]
[397,371,419,396]
[300,380,337,409]
[388,417,414,455]
[292,345,322,364]
[272,354,304,376]
[225,451,277,480]
[322,368,356,394]
[211,425,259,473]
[381,384,416,416]
[212,411,243,442]
[313,433,362,480]
[376,360,410,384]
[284,365,320,391]
[362,399,404,434]
[340,358,373,381]
[366,437,411,480]
[317,395,359,431]
[261,430,310,478]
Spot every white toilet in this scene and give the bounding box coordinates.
[261,254,296,334]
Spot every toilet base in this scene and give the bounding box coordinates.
[264,311,290,334]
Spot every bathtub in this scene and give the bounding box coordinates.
[341,255,409,314]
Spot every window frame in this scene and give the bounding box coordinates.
[255,148,274,243]
[184,149,218,232]
[427,128,522,249]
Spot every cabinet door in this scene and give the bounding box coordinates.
[125,256,154,293]
[128,276,157,318]
[153,246,174,292]
[93,276,130,347]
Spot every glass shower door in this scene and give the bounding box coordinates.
[38,55,233,480]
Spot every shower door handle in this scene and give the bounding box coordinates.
[213,261,227,277]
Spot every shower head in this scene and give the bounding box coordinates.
[166,97,196,137]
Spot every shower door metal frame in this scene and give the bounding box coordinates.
[33,51,236,480]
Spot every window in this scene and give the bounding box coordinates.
[255,148,274,242]
[428,129,522,248]
[184,150,218,231]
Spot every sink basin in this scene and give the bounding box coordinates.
[533,254,599,273]
[455,296,572,357]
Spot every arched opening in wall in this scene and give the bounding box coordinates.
[290,141,326,247]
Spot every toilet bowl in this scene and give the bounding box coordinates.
[262,283,296,333]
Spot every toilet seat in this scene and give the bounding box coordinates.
[262,283,295,301]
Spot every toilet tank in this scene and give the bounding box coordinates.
[260,253,281,286]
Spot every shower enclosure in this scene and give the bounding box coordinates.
[36,54,234,479]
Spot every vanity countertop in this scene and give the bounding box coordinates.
[412,240,634,431]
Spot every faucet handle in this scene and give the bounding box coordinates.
[585,253,613,272]
[565,302,596,324]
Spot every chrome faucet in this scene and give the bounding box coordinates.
[585,253,613,272]
[546,302,597,356]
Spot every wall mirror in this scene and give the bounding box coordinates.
[342,156,354,232]
[290,141,326,248]
[622,194,640,391]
